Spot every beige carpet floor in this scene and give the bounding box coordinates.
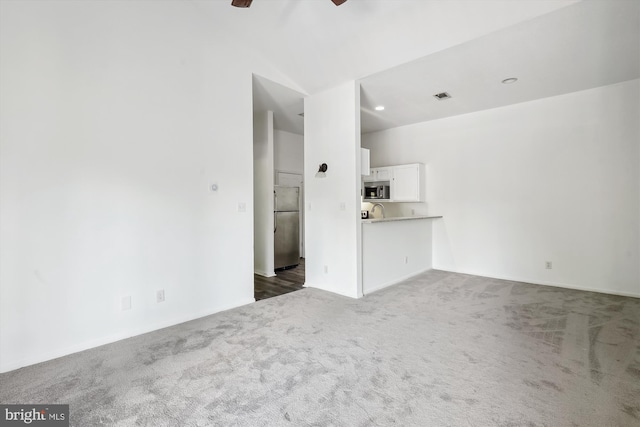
[1,270,639,426]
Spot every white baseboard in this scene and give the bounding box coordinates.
[254,269,276,278]
[434,267,640,299]
[363,268,432,296]
[304,282,360,299]
[0,297,256,374]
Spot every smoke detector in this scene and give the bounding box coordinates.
[433,92,452,100]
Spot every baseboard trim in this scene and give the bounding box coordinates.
[0,297,256,374]
[434,268,640,299]
[363,268,432,296]
[254,269,276,278]
[304,283,360,299]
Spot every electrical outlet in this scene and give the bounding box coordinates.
[324,265,328,274]
[122,296,131,311]
[340,202,346,211]
[545,261,553,269]
[238,202,246,213]
[404,256,409,264]
[156,289,165,303]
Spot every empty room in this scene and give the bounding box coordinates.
[1,0,639,426]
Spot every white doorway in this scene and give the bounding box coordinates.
[276,171,304,258]
[252,74,305,300]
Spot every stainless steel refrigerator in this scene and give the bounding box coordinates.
[274,186,300,270]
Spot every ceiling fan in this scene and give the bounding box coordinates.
[232,0,347,7]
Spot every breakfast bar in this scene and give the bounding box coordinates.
[361,216,442,295]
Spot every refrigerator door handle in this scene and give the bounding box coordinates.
[274,191,277,233]
[274,213,277,233]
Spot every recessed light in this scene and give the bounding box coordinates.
[502,77,518,84]
[375,106,385,111]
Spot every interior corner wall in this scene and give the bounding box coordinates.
[304,81,362,298]
[274,129,303,175]
[362,79,640,297]
[253,111,275,277]
[0,0,296,373]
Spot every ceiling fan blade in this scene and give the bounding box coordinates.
[232,0,344,7]
[231,0,252,7]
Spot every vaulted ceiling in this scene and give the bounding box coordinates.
[194,0,578,94]
[360,0,640,133]
[200,0,638,135]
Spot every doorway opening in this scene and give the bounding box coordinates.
[252,75,305,301]
[254,258,305,301]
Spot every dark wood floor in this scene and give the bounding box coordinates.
[254,258,305,301]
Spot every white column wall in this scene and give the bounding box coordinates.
[253,111,275,277]
[304,81,362,298]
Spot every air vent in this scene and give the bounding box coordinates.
[433,92,452,100]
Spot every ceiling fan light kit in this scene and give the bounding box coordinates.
[232,0,346,7]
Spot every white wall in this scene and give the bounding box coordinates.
[253,111,275,277]
[274,129,303,175]
[304,81,362,298]
[0,1,301,372]
[362,220,433,294]
[363,80,640,297]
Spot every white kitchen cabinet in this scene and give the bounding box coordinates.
[392,163,425,202]
[365,167,393,183]
[362,163,425,202]
[361,148,370,176]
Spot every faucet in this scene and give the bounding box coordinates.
[371,203,385,219]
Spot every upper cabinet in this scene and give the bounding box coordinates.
[362,163,425,202]
[361,148,370,176]
[365,166,393,183]
[392,163,425,202]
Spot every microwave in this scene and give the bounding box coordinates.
[364,183,390,200]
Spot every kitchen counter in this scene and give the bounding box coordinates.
[362,215,442,224]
